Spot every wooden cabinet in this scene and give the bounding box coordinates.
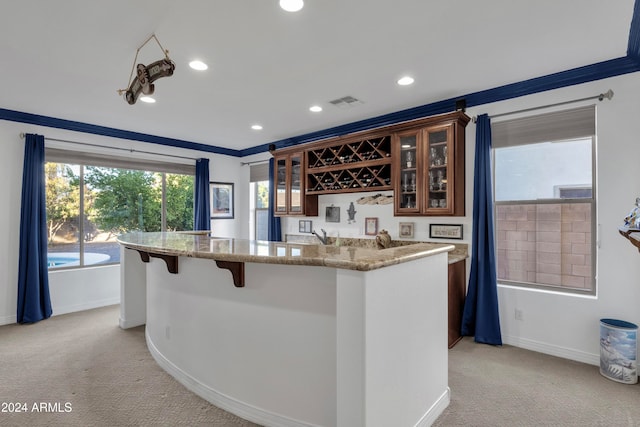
[393,112,469,216]
[272,111,468,216]
[448,259,466,349]
[305,133,392,194]
[273,151,318,216]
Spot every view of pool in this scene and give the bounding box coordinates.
[47,252,111,268]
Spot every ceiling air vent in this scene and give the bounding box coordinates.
[329,95,363,108]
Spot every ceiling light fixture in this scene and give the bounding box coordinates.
[140,96,156,103]
[189,60,208,71]
[309,105,322,112]
[279,0,304,12]
[397,76,415,86]
[251,124,263,130]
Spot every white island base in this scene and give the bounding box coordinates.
[120,246,449,427]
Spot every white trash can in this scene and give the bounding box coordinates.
[600,318,638,384]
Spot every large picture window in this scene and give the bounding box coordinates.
[493,106,596,293]
[45,149,194,270]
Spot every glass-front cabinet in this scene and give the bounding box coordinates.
[396,130,421,214]
[275,157,287,214]
[273,151,317,216]
[289,154,302,213]
[393,112,468,216]
[426,126,451,212]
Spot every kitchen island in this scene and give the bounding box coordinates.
[118,231,454,427]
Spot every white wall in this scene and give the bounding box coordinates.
[2,71,639,366]
[0,121,248,325]
[282,72,640,365]
[209,151,248,239]
[281,191,473,245]
[466,73,640,364]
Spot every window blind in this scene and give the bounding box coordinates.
[492,105,595,148]
[250,162,270,182]
[45,148,195,175]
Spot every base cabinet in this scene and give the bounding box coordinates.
[448,260,466,348]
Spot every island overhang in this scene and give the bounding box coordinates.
[117,231,454,272]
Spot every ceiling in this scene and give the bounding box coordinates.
[0,1,635,152]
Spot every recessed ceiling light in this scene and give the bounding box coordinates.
[279,0,304,12]
[140,96,156,103]
[251,124,263,130]
[397,76,415,86]
[189,60,208,71]
[309,105,322,112]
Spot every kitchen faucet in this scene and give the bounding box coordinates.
[312,229,328,245]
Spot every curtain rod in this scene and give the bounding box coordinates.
[473,89,614,122]
[19,133,199,161]
[240,160,269,166]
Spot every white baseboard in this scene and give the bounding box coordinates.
[502,334,600,366]
[119,316,146,329]
[52,297,120,317]
[146,331,322,427]
[415,387,450,427]
[0,314,16,326]
[0,298,119,326]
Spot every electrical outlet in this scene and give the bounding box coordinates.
[515,309,524,321]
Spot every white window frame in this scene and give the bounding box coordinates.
[492,106,597,295]
[46,149,195,270]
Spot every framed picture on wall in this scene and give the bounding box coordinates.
[299,220,312,233]
[326,205,340,223]
[429,223,463,240]
[399,222,414,238]
[365,217,378,236]
[210,182,234,219]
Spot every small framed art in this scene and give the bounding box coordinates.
[399,222,414,238]
[299,220,312,233]
[210,182,234,219]
[365,217,378,236]
[326,205,340,223]
[429,223,463,240]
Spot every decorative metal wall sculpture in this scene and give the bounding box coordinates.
[117,34,175,105]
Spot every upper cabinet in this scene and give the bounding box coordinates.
[272,111,468,217]
[273,151,318,216]
[393,113,469,216]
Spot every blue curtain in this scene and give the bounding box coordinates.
[460,114,502,345]
[194,158,211,231]
[267,158,282,241]
[17,134,52,324]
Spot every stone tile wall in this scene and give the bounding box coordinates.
[496,203,593,290]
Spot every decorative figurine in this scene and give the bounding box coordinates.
[347,202,357,224]
[624,197,640,229]
[376,229,392,249]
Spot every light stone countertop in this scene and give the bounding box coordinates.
[117,231,455,272]
[285,234,468,265]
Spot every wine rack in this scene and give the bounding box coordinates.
[306,135,392,194]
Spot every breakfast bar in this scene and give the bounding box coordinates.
[118,231,454,427]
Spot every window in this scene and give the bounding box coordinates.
[46,149,194,270]
[493,106,596,293]
[249,162,270,241]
